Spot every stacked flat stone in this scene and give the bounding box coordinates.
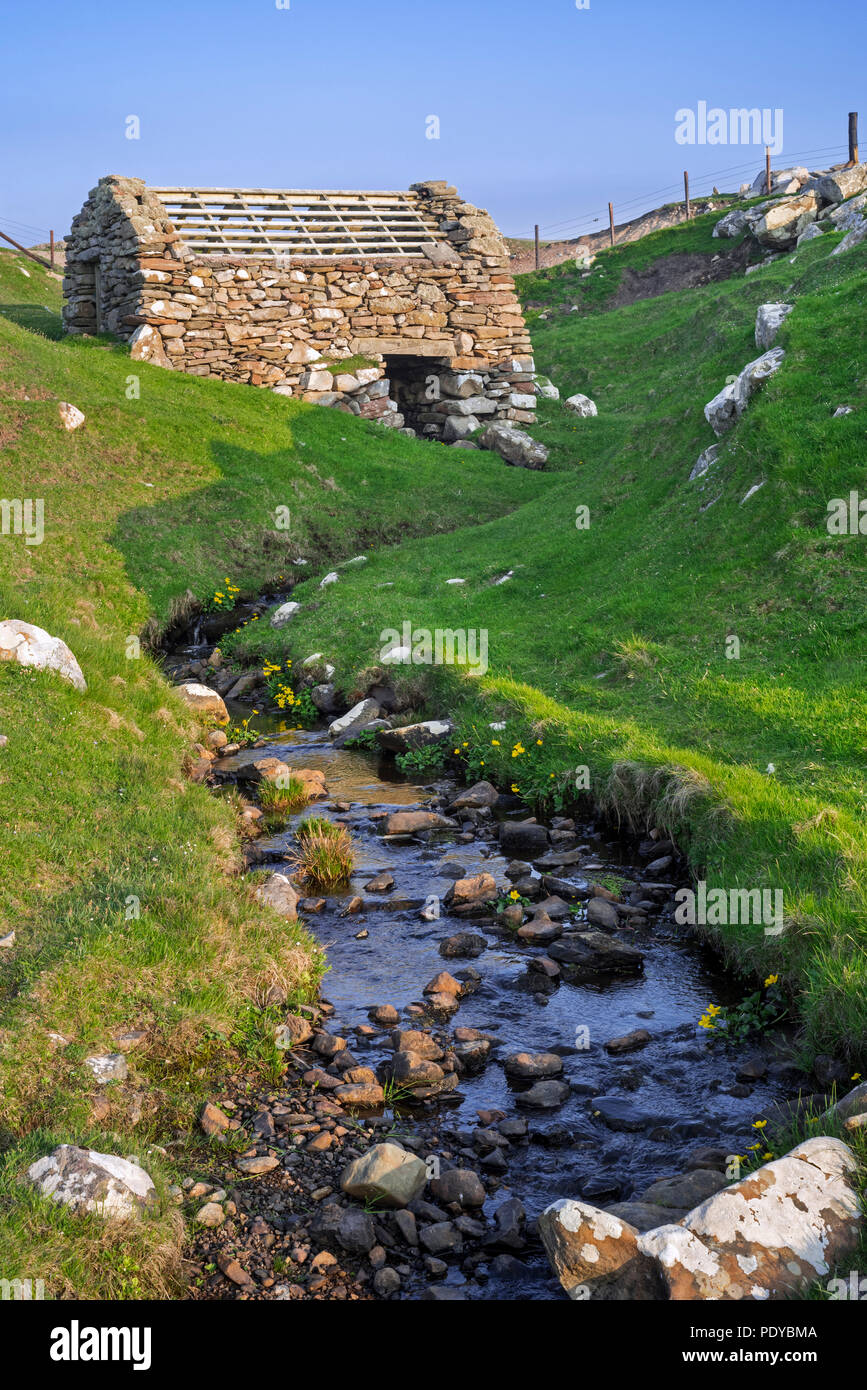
[62,177,536,440]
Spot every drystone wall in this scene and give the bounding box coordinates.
[62,176,537,440]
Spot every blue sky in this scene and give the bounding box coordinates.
[1,0,863,245]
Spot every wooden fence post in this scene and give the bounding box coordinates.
[0,228,52,269]
[608,202,615,246]
[765,146,772,194]
[849,112,859,166]
[684,171,691,220]
[534,224,540,270]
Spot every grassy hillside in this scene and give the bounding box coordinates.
[0,247,550,1295]
[228,223,867,1059]
[517,206,756,311]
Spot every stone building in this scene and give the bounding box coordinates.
[62,176,537,440]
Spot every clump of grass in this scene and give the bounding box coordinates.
[292,817,354,891]
[258,775,309,826]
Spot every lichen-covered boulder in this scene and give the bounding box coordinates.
[254,872,299,919]
[175,681,228,721]
[539,1200,662,1300]
[58,402,85,431]
[564,393,598,418]
[542,1137,861,1301]
[129,323,171,369]
[270,601,300,628]
[704,348,785,436]
[713,208,749,239]
[328,699,380,739]
[752,192,820,249]
[478,422,548,469]
[378,720,453,753]
[755,303,794,350]
[833,223,867,256]
[749,165,809,196]
[639,1137,860,1300]
[27,1145,157,1220]
[0,619,86,691]
[812,163,867,204]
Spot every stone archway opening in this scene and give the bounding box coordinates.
[383,354,492,442]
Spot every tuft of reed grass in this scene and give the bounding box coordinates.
[292,817,354,891]
[258,775,309,826]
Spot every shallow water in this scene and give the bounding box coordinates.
[215,728,800,1300]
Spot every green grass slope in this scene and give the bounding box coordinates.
[233,226,867,1059]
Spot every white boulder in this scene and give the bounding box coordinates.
[543,1137,861,1301]
[564,393,598,417]
[58,402,85,431]
[27,1145,157,1221]
[704,348,785,436]
[0,619,86,691]
[755,303,794,350]
[175,682,228,721]
[328,699,381,739]
[812,163,867,204]
[270,601,300,628]
[752,192,820,249]
[478,422,549,469]
[129,324,171,369]
[713,208,749,239]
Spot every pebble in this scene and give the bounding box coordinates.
[236,1155,280,1175]
[196,1202,225,1227]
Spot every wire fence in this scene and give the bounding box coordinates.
[530,143,850,245]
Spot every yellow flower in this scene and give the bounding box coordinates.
[764,974,779,987]
[509,890,520,901]
[536,739,543,745]
[752,1119,767,1129]
[852,1073,862,1082]
[762,1152,773,1161]
[511,783,520,793]
[491,739,500,747]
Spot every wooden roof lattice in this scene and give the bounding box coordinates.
[151,187,445,259]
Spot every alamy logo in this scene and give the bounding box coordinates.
[50,1320,152,1371]
[0,1277,45,1300]
[826,492,867,534]
[675,102,784,155]
[1,498,44,545]
[827,1270,867,1300]
[675,881,783,931]
[380,623,488,676]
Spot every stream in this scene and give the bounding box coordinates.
[166,629,810,1301]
